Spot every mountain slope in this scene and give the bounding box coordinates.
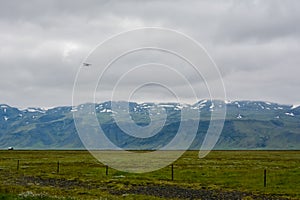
[0,101,300,149]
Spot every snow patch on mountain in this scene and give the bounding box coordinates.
[234,102,241,108]
[209,102,215,111]
[258,103,265,109]
[71,107,78,112]
[159,104,175,108]
[174,104,188,110]
[285,112,295,117]
[237,114,243,119]
[224,100,231,104]
[21,108,46,113]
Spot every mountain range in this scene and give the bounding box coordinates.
[1,100,300,150]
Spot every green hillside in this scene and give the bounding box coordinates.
[0,100,300,149]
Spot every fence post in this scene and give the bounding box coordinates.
[17,160,19,171]
[57,161,60,174]
[171,164,174,181]
[264,169,267,187]
[106,165,108,176]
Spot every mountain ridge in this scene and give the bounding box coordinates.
[1,100,300,150]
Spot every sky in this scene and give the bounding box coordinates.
[0,0,300,108]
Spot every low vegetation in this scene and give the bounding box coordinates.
[0,150,299,199]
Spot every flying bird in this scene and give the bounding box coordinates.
[82,62,92,67]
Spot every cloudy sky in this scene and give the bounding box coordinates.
[1,0,300,108]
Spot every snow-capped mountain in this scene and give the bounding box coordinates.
[0,100,300,149]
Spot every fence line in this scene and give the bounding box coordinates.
[3,160,271,187]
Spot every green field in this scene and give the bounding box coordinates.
[0,150,299,199]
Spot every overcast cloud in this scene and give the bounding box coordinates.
[0,0,300,108]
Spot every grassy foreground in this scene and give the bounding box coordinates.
[0,150,299,199]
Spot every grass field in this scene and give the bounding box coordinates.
[0,150,299,199]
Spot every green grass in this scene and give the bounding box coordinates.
[0,150,299,199]
[0,193,74,200]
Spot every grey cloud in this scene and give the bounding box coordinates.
[215,0,300,43]
[0,0,300,107]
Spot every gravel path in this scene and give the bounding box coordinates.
[110,185,289,200]
[17,175,95,189]
[14,175,290,200]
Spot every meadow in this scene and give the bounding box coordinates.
[0,150,299,199]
